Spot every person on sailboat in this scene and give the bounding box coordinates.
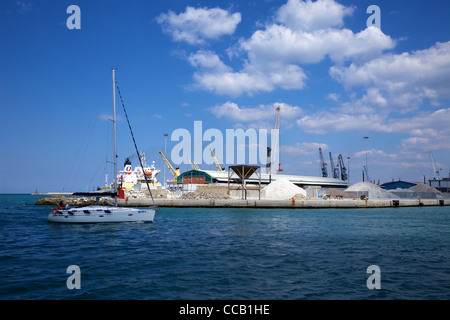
[59,201,66,210]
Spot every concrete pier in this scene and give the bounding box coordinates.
[119,198,450,209]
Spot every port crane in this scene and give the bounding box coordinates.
[428,150,440,180]
[267,106,281,174]
[158,151,180,180]
[319,148,328,177]
[337,154,347,181]
[362,165,369,182]
[265,147,272,174]
[329,152,339,179]
[210,148,225,172]
[187,157,201,170]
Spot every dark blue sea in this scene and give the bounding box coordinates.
[1,194,449,300]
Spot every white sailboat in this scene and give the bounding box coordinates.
[48,69,156,223]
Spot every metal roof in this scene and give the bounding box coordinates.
[196,169,348,187]
[229,165,261,180]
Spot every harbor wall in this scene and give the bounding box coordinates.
[118,198,450,208]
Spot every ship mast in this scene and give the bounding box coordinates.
[112,68,118,206]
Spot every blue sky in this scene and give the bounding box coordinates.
[1,0,449,193]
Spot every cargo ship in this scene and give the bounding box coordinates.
[117,153,162,190]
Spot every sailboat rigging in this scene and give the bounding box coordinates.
[47,69,156,223]
[115,79,155,205]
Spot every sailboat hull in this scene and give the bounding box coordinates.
[47,206,155,224]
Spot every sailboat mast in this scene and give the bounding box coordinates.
[112,68,118,206]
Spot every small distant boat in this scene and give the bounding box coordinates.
[48,69,157,224]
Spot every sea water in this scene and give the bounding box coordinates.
[0,194,449,300]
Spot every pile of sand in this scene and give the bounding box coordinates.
[262,178,307,200]
[180,191,230,200]
[345,182,395,199]
[409,183,441,194]
[292,193,308,200]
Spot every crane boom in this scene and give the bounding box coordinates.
[210,148,225,172]
[329,152,339,179]
[270,106,281,174]
[337,154,347,181]
[363,165,369,182]
[428,150,440,180]
[159,151,180,179]
[319,148,328,177]
[187,157,201,170]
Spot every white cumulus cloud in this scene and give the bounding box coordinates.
[210,101,303,123]
[178,0,394,96]
[277,0,354,31]
[330,41,450,110]
[156,6,241,45]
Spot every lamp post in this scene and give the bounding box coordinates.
[164,133,168,189]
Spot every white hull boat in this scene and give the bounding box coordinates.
[48,69,157,224]
[47,206,155,224]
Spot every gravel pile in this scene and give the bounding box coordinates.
[180,192,230,200]
[262,178,307,200]
[409,183,441,194]
[125,189,176,199]
[292,193,308,200]
[345,182,395,199]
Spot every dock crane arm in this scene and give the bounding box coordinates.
[187,157,201,170]
[319,148,328,177]
[329,152,339,179]
[159,151,180,179]
[337,154,347,181]
[429,150,440,180]
[210,148,225,172]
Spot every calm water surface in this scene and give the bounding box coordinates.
[0,194,449,300]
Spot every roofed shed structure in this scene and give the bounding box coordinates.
[228,165,261,200]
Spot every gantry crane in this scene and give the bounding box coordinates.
[210,148,225,172]
[158,151,180,180]
[269,106,281,174]
[187,157,201,170]
[428,150,440,180]
[363,165,369,182]
[337,154,347,181]
[319,148,328,177]
[329,152,339,179]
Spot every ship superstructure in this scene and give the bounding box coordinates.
[117,153,161,190]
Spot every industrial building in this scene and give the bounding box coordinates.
[173,169,347,189]
[380,180,417,190]
[429,177,450,193]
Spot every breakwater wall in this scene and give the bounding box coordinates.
[119,198,450,208]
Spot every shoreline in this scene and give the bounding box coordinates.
[33,194,450,209]
[126,198,450,208]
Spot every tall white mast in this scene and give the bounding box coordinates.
[112,69,118,206]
